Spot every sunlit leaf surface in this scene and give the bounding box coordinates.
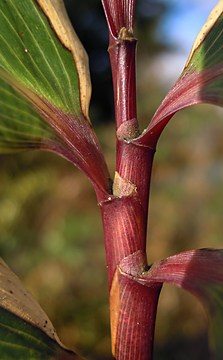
[134,0,223,148]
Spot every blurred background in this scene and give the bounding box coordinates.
[0,0,222,359]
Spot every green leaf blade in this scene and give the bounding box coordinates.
[128,249,223,359]
[206,284,223,358]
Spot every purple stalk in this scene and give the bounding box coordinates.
[100,1,161,358]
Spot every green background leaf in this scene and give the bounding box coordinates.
[0,258,82,359]
[0,308,75,360]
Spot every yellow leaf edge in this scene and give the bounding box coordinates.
[37,0,92,121]
[185,0,223,68]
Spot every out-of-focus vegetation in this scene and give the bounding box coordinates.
[0,1,223,359]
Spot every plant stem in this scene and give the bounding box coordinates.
[99,2,161,358]
[100,145,160,359]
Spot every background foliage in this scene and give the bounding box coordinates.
[0,1,222,359]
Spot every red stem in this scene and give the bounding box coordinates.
[100,1,160,359]
[100,147,154,288]
[109,31,137,129]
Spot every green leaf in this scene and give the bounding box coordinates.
[0,258,83,360]
[36,0,92,119]
[133,0,223,148]
[0,76,56,152]
[122,249,223,359]
[0,0,80,115]
[0,0,110,195]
